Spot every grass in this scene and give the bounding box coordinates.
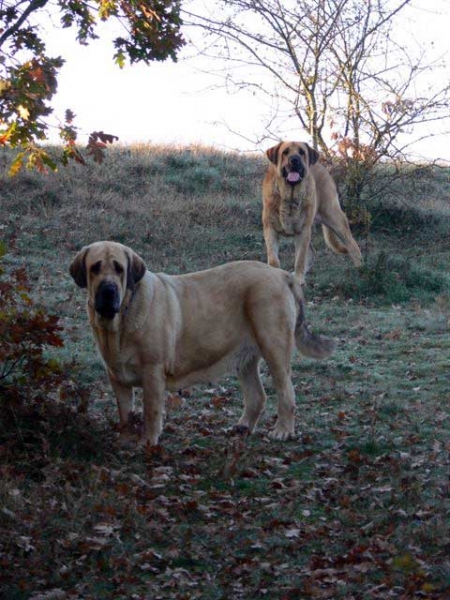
[0,143,449,599]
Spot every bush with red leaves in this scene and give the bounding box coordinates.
[0,242,68,405]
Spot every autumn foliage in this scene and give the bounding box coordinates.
[0,242,68,405]
[0,0,184,173]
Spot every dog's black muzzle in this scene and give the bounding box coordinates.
[282,155,306,185]
[94,282,121,319]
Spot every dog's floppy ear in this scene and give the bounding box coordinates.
[69,246,89,288]
[126,249,147,290]
[307,144,320,165]
[266,142,283,165]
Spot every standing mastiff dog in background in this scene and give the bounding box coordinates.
[70,241,334,446]
[262,141,363,284]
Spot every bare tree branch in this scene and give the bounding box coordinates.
[0,0,49,49]
[183,0,449,206]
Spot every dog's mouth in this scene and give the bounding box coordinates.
[282,163,305,186]
[94,282,121,319]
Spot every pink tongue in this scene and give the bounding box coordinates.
[287,171,301,183]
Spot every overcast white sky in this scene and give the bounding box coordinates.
[42,0,450,161]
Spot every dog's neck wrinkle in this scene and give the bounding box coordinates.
[89,274,154,369]
[121,287,137,318]
[275,178,303,205]
[99,329,121,364]
[289,185,299,206]
[91,311,133,370]
[117,274,156,338]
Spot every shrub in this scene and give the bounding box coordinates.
[0,242,74,406]
[332,252,447,304]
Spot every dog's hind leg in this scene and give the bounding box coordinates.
[236,355,267,434]
[267,365,296,440]
[258,339,296,440]
[247,292,297,440]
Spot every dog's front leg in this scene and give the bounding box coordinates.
[141,365,166,446]
[110,377,134,431]
[264,226,281,269]
[293,228,312,285]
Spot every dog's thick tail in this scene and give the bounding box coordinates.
[321,223,364,269]
[322,224,348,255]
[289,277,335,359]
[295,314,335,359]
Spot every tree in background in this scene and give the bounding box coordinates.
[184,0,450,213]
[0,0,184,173]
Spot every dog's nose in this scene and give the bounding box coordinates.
[95,282,121,319]
[289,155,302,168]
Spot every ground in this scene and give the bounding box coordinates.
[0,144,449,599]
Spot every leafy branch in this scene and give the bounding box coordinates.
[0,0,185,174]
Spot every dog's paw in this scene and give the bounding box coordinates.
[115,422,140,448]
[138,434,161,448]
[232,424,251,436]
[268,426,295,441]
[117,432,139,448]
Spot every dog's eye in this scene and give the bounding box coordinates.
[113,261,124,275]
[299,149,305,156]
[91,261,101,275]
[282,149,289,156]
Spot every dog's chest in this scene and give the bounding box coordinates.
[95,331,143,386]
[269,182,310,235]
[108,356,142,386]
[276,200,306,235]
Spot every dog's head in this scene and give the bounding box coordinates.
[69,241,147,322]
[266,141,319,186]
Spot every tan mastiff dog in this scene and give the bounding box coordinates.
[70,241,334,445]
[262,141,363,284]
